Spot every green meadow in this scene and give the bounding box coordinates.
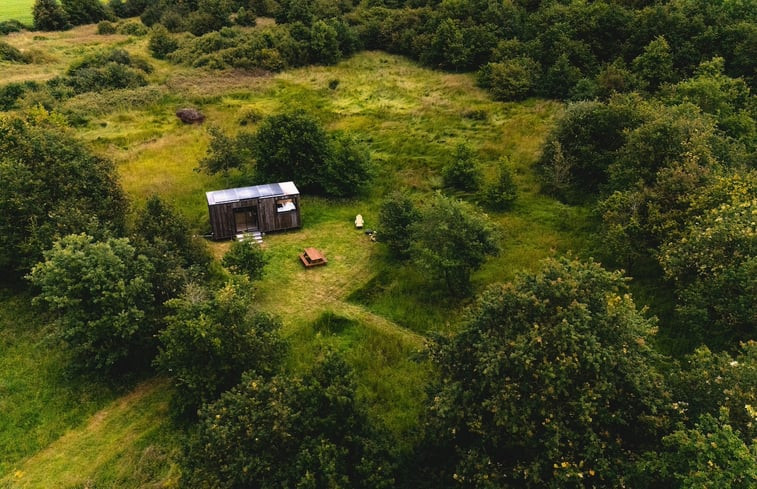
[0,24,596,487]
[0,0,33,24]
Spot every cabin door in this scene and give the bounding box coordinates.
[234,206,258,233]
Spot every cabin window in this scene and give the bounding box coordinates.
[276,198,296,213]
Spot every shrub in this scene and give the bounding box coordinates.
[478,57,540,102]
[0,41,29,63]
[442,144,482,192]
[96,20,116,34]
[483,158,517,210]
[148,24,179,59]
[116,20,148,36]
[28,234,156,375]
[0,20,26,35]
[155,277,286,416]
[61,0,113,26]
[377,191,420,260]
[222,238,268,281]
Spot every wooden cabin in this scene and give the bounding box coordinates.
[206,181,301,240]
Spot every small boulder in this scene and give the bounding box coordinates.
[176,108,205,124]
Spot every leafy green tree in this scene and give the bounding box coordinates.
[632,35,675,91]
[536,94,647,201]
[196,126,253,175]
[154,276,286,416]
[377,191,420,260]
[252,110,330,191]
[309,20,341,65]
[0,111,127,275]
[483,158,517,210]
[133,195,211,307]
[422,257,671,488]
[608,103,724,192]
[183,352,395,489]
[222,238,268,281]
[33,0,71,31]
[61,0,112,26]
[27,234,155,374]
[659,173,756,348]
[670,342,757,444]
[411,195,499,294]
[649,413,757,489]
[442,144,482,192]
[322,132,372,197]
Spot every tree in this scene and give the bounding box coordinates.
[322,132,372,197]
[422,257,671,488]
[132,195,211,307]
[442,144,482,192]
[196,126,253,175]
[154,276,286,416]
[253,110,330,191]
[60,0,112,26]
[411,195,499,294]
[483,158,517,210]
[33,0,71,31]
[309,20,342,65]
[535,94,647,201]
[27,234,155,375]
[658,173,757,348]
[0,111,127,275]
[183,351,395,489]
[377,191,420,260]
[648,413,757,489]
[222,237,268,281]
[632,35,675,91]
[670,342,757,445]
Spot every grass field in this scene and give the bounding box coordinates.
[0,0,33,24]
[0,24,597,487]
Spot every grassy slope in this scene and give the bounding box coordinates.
[0,25,596,486]
[0,0,33,24]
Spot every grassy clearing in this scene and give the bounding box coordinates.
[0,0,33,24]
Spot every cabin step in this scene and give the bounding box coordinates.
[236,231,264,244]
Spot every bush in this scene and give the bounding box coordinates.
[483,158,517,210]
[61,0,113,26]
[478,57,540,102]
[442,144,482,192]
[184,352,395,489]
[148,24,179,59]
[0,20,26,35]
[116,20,148,36]
[28,234,156,375]
[0,41,29,63]
[96,20,116,34]
[62,48,152,94]
[322,132,372,197]
[222,238,268,281]
[155,277,286,416]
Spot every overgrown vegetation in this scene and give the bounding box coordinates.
[1,0,755,486]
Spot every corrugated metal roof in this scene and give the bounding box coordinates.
[206,181,299,205]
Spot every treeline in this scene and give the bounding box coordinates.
[22,0,754,100]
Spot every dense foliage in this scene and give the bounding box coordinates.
[155,277,286,416]
[27,234,155,374]
[222,237,269,281]
[0,111,127,275]
[421,257,670,488]
[184,352,395,489]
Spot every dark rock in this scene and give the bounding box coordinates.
[176,108,205,124]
